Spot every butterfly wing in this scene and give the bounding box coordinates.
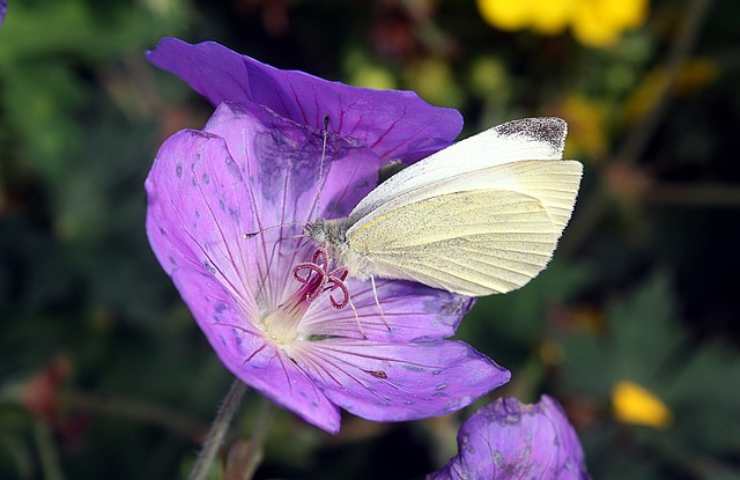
[346,189,555,296]
[345,160,583,296]
[356,159,582,232]
[349,117,568,224]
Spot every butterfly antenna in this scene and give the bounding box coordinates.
[370,275,390,332]
[243,222,302,239]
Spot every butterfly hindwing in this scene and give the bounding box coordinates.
[347,189,558,296]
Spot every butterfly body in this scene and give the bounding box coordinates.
[304,218,375,280]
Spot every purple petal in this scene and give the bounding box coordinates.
[146,103,382,306]
[172,269,341,433]
[145,129,257,298]
[429,396,590,480]
[300,279,474,342]
[0,0,6,26]
[203,102,382,222]
[147,37,462,164]
[292,339,509,422]
[145,129,341,431]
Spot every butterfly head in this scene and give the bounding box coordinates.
[304,218,350,253]
[304,220,328,244]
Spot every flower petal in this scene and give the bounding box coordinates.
[145,129,341,431]
[429,395,590,480]
[203,102,382,223]
[292,339,509,422]
[146,129,260,313]
[172,268,341,433]
[300,279,474,342]
[147,104,384,312]
[0,0,6,26]
[147,37,463,164]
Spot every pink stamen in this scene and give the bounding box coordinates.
[327,269,349,309]
[293,263,326,301]
[291,248,351,309]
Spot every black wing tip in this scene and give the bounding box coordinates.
[494,117,567,155]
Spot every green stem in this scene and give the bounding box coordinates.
[225,397,274,480]
[189,379,247,480]
[33,420,65,480]
[243,398,273,480]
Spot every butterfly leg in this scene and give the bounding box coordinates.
[370,275,391,332]
[347,297,367,340]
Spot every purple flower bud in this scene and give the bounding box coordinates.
[429,396,590,480]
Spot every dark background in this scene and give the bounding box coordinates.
[2,0,740,478]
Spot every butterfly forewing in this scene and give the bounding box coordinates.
[348,117,568,224]
[349,159,582,236]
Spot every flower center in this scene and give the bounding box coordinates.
[261,249,349,345]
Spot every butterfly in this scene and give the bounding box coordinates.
[303,117,582,300]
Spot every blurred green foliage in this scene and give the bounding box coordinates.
[2,0,740,479]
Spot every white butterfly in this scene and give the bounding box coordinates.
[304,117,583,299]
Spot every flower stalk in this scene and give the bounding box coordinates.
[189,380,248,480]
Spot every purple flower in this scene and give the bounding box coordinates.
[145,40,509,433]
[429,396,590,480]
[0,0,7,26]
[147,37,462,165]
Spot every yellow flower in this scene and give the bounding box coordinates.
[477,0,535,31]
[570,4,622,47]
[571,0,649,47]
[530,0,576,34]
[612,380,672,428]
[598,0,648,28]
[477,0,649,48]
[559,95,608,160]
